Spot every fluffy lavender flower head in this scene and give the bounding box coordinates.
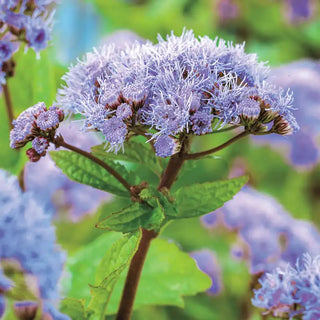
[0,169,69,319]
[202,187,320,274]
[253,60,320,169]
[24,121,111,220]
[57,29,298,157]
[252,253,320,319]
[190,250,223,296]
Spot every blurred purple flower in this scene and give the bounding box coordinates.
[217,0,239,22]
[190,249,223,296]
[0,169,69,319]
[285,0,315,23]
[24,121,111,221]
[202,187,320,274]
[253,59,320,169]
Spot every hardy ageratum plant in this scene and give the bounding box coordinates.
[10,30,299,320]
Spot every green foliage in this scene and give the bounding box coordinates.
[172,176,248,219]
[96,201,165,233]
[60,298,87,320]
[92,140,162,177]
[106,238,211,314]
[87,231,142,320]
[50,150,131,197]
[63,232,122,301]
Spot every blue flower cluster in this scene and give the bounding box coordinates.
[253,60,320,169]
[252,253,320,320]
[57,29,298,157]
[24,121,111,220]
[10,102,64,161]
[201,187,320,274]
[0,0,56,83]
[0,169,69,319]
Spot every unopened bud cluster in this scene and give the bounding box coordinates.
[10,102,64,161]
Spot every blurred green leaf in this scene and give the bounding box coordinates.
[60,298,87,320]
[63,232,122,301]
[50,150,130,197]
[96,201,165,233]
[172,176,248,219]
[92,140,162,177]
[87,231,141,320]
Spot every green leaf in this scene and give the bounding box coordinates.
[92,140,162,176]
[87,231,142,320]
[106,238,211,314]
[60,298,87,320]
[171,176,248,219]
[96,201,165,233]
[50,150,130,197]
[63,232,122,301]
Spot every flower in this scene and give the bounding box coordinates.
[201,187,320,274]
[284,0,315,23]
[252,253,320,319]
[10,102,64,161]
[253,59,320,169]
[190,250,223,296]
[0,0,56,82]
[0,169,69,319]
[56,29,298,157]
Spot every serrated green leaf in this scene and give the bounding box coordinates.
[92,140,162,176]
[106,238,211,314]
[50,150,130,197]
[60,298,87,320]
[87,231,142,320]
[63,232,122,301]
[96,201,165,233]
[171,176,248,219]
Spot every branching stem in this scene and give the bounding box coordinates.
[115,136,191,320]
[184,131,249,160]
[2,83,14,130]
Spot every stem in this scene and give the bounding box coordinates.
[209,125,240,134]
[115,229,157,320]
[115,136,191,320]
[184,131,249,160]
[18,166,25,191]
[54,137,132,192]
[2,83,14,130]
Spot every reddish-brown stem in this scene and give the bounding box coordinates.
[54,137,132,192]
[115,229,157,320]
[184,131,249,160]
[2,83,14,130]
[115,136,191,320]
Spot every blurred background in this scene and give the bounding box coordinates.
[1,0,320,319]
